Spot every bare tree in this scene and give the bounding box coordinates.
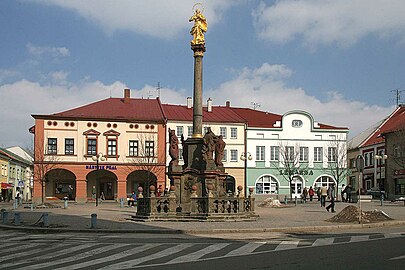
[123,133,166,195]
[30,143,60,205]
[271,142,309,199]
[323,135,349,197]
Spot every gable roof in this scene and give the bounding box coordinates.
[32,97,166,123]
[162,104,246,124]
[230,107,282,128]
[361,105,405,147]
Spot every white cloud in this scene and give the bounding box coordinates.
[34,0,237,39]
[253,0,405,47]
[0,62,394,147]
[26,43,70,58]
[0,69,20,83]
[205,63,394,137]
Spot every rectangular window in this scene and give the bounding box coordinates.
[47,138,57,155]
[107,139,117,156]
[256,146,265,161]
[328,147,337,162]
[65,138,74,155]
[300,147,308,162]
[230,128,237,139]
[176,126,184,137]
[145,141,155,157]
[230,149,238,162]
[222,149,227,162]
[285,146,294,161]
[87,139,97,156]
[220,127,227,138]
[187,126,193,138]
[369,152,374,166]
[270,146,279,161]
[314,147,323,162]
[129,140,138,157]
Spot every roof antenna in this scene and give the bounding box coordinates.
[251,102,261,110]
[156,82,161,98]
[110,89,112,98]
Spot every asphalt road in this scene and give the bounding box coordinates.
[0,227,404,269]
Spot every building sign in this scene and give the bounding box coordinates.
[279,169,313,176]
[292,120,303,128]
[85,165,117,170]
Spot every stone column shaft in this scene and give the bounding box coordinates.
[193,54,203,138]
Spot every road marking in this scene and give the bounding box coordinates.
[312,237,335,246]
[225,242,266,257]
[0,243,95,268]
[389,254,405,261]
[99,243,193,269]
[168,243,230,263]
[22,244,131,270]
[275,241,299,251]
[54,244,159,270]
[349,235,370,242]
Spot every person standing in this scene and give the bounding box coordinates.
[320,184,328,207]
[326,184,336,213]
[345,184,352,203]
[341,184,346,202]
[308,186,315,201]
[316,186,321,201]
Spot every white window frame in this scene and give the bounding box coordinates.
[220,127,227,139]
[314,147,323,162]
[270,146,279,161]
[256,146,265,161]
[328,147,337,162]
[230,128,237,139]
[299,147,308,162]
[230,149,238,162]
[176,126,184,137]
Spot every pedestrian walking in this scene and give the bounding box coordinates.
[302,187,308,203]
[308,186,315,201]
[320,184,328,207]
[326,184,336,213]
[341,184,346,202]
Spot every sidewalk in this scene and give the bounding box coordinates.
[0,200,404,234]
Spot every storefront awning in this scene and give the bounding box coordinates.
[1,183,14,189]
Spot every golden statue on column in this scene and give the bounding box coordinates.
[189,6,207,45]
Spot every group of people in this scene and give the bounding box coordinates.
[300,183,353,213]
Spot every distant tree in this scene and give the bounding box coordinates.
[323,135,349,196]
[123,133,166,195]
[270,142,309,199]
[30,143,60,204]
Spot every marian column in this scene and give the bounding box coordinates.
[189,8,207,138]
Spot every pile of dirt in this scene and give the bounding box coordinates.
[258,198,286,208]
[327,205,393,223]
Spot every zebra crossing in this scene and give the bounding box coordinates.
[0,231,403,269]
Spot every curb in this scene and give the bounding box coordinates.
[1,220,405,234]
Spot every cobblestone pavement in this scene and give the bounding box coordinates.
[0,200,405,233]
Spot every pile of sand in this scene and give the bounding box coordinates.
[258,198,285,208]
[327,205,393,223]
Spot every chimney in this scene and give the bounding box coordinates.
[207,98,212,112]
[124,88,131,104]
[187,97,192,108]
[226,101,231,107]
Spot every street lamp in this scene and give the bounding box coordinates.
[92,152,105,206]
[375,154,388,196]
[240,152,252,196]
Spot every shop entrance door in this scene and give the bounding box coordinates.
[99,182,114,200]
[291,177,303,199]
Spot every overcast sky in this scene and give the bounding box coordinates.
[1,0,404,148]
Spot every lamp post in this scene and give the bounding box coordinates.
[92,152,105,207]
[375,154,387,203]
[240,152,252,196]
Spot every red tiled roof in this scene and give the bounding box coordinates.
[231,108,282,128]
[32,98,165,123]
[362,106,405,147]
[162,104,246,123]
